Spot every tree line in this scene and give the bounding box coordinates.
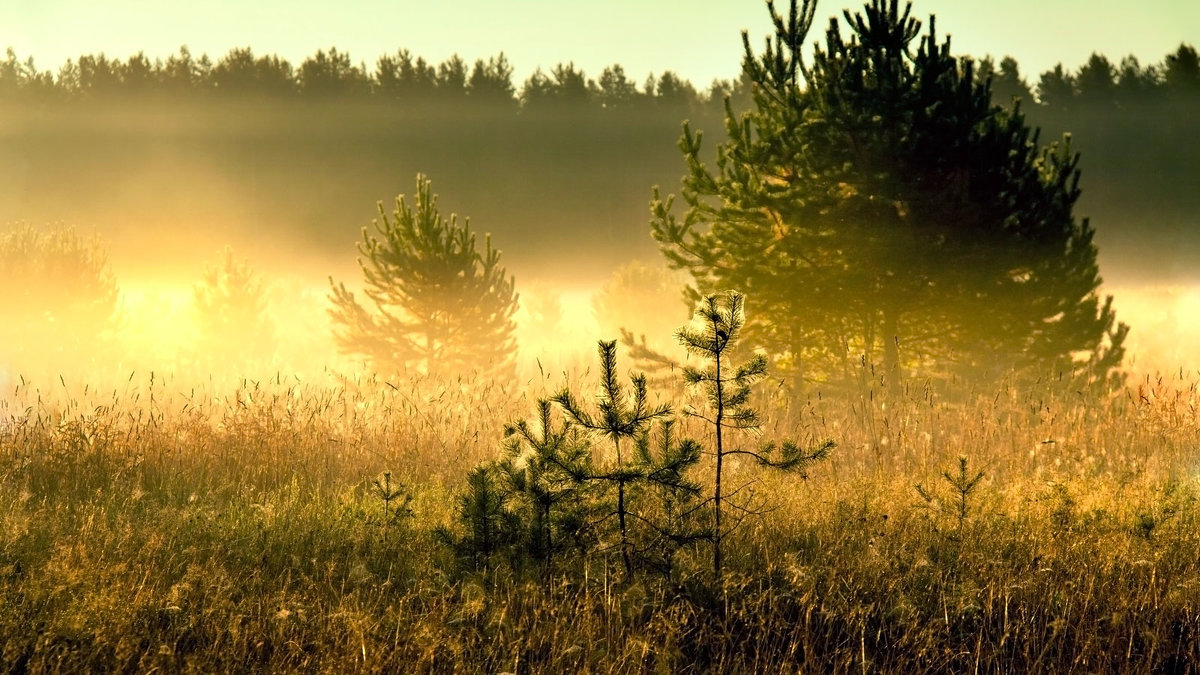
[0,45,720,114]
[1,41,1197,113]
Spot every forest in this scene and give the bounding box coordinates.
[2,0,1200,672]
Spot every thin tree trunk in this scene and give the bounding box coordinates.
[614,439,632,582]
[713,353,724,580]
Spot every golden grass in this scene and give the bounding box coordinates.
[1,369,1198,673]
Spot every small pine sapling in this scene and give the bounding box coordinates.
[915,455,986,541]
[436,464,520,572]
[628,419,706,578]
[677,291,834,579]
[498,399,596,574]
[371,470,413,534]
[554,340,672,582]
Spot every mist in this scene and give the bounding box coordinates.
[1,40,1199,391]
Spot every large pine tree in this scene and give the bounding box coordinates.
[328,174,518,379]
[652,0,1127,392]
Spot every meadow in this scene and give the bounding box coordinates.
[1,358,1198,673]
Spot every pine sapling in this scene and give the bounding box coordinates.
[435,464,520,572]
[499,399,595,573]
[554,340,672,582]
[371,470,413,535]
[677,291,834,579]
[629,419,706,578]
[915,455,985,541]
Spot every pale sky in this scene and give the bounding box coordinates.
[4,1,1198,88]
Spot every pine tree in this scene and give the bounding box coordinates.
[498,399,596,573]
[328,174,519,379]
[192,246,274,369]
[677,291,832,578]
[652,0,1126,393]
[0,224,119,375]
[554,340,673,581]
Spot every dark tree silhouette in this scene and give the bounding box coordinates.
[298,48,369,97]
[978,56,1034,108]
[1164,44,1200,96]
[1075,53,1118,106]
[211,48,294,97]
[467,54,517,105]
[652,0,1127,392]
[328,174,518,379]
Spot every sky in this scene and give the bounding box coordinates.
[4,1,1198,89]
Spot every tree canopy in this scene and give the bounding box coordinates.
[652,0,1128,392]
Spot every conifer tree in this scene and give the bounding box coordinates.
[554,340,673,581]
[652,0,1127,392]
[193,247,274,368]
[498,399,596,572]
[436,464,521,571]
[329,174,519,379]
[0,224,119,375]
[677,291,832,578]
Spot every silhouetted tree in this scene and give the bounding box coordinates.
[467,54,517,106]
[75,54,123,97]
[979,56,1033,108]
[1114,56,1159,104]
[595,64,641,110]
[328,174,519,379]
[120,52,156,94]
[0,49,54,101]
[652,0,1127,392]
[192,247,275,368]
[436,55,468,99]
[1075,53,1117,107]
[1164,44,1200,96]
[521,62,591,110]
[1037,63,1076,109]
[654,70,699,113]
[299,48,369,97]
[212,48,295,97]
[0,224,119,374]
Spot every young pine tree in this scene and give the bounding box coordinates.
[328,174,518,380]
[498,399,596,574]
[677,291,834,578]
[554,340,672,581]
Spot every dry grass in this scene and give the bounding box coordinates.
[1,368,1198,673]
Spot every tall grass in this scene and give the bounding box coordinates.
[1,368,1198,672]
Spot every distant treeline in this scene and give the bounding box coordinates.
[0,47,733,114]
[2,44,1198,112]
[1,43,1197,280]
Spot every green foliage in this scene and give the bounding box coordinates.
[438,341,709,582]
[328,174,519,379]
[554,340,674,580]
[677,291,833,577]
[498,399,596,571]
[436,464,521,572]
[652,0,1128,393]
[370,470,414,531]
[915,455,986,538]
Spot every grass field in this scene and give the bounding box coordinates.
[0,364,1198,673]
